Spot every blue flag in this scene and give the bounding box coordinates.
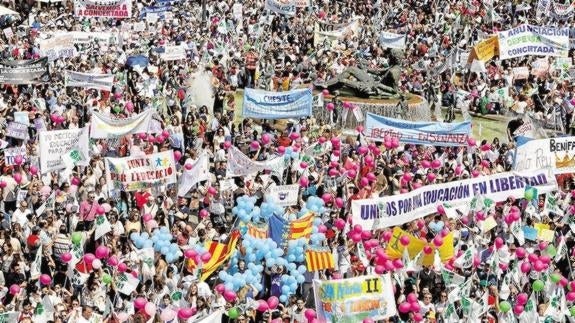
[269,214,287,247]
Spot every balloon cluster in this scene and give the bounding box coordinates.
[398,293,424,321]
[130,227,183,263]
[279,146,300,159]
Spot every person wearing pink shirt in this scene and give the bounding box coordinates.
[78,192,98,231]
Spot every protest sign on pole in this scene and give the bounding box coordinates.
[39,128,90,173]
[379,32,406,49]
[497,24,569,59]
[14,111,29,125]
[352,169,557,230]
[105,150,177,192]
[177,153,210,196]
[469,36,499,62]
[65,71,114,91]
[266,184,299,207]
[6,122,29,140]
[90,109,155,139]
[4,146,27,166]
[264,0,296,16]
[364,113,472,146]
[242,88,312,119]
[313,274,397,322]
[226,146,286,179]
[160,45,187,61]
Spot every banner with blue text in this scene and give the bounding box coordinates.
[352,169,557,230]
[242,88,312,119]
[364,112,472,146]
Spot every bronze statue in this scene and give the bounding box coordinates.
[316,49,403,99]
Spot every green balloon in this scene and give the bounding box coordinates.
[570,306,575,317]
[102,274,112,285]
[524,190,534,201]
[533,280,545,292]
[228,307,239,319]
[499,301,511,313]
[550,273,561,284]
[546,245,557,257]
[71,232,82,245]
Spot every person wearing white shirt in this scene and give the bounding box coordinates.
[11,201,31,228]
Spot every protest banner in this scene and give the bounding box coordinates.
[314,18,360,46]
[242,88,312,119]
[6,122,29,140]
[39,128,90,173]
[536,0,551,19]
[90,109,155,139]
[497,24,569,59]
[512,66,529,79]
[550,0,574,20]
[264,0,296,16]
[313,274,397,323]
[226,146,287,179]
[352,169,557,230]
[364,113,472,146]
[4,146,27,166]
[14,111,29,125]
[513,137,575,174]
[531,57,550,77]
[74,0,132,19]
[115,273,140,295]
[105,150,177,192]
[0,58,49,85]
[469,36,499,62]
[379,31,406,49]
[65,71,114,91]
[177,153,210,196]
[56,31,120,46]
[139,5,171,19]
[160,45,187,61]
[38,34,76,61]
[266,184,299,207]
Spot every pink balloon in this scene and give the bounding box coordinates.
[335,197,344,208]
[407,293,418,303]
[471,170,480,178]
[322,89,330,96]
[304,309,316,320]
[95,246,109,259]
[178,308,194,320]
[322,193,333,204]
[414,313,423,322]
[423,245,433,254]
[455,165,462,175]
[9,284,20,295]
[159,308,176,322]
[410,301,421,313]
[60,252,73,263]
[39,274,52,285]
[539,255,551,264]
[427,173,436,182]
[363,318,375,323]
[374,265,385,274]
[261,133,271,144]
[200,252,212,262]
[207,186,217,195]
[494,237,504,249]
[117,262,128,272]
[71,177,81,186]
[334,218,346,230]
[360,177,369,187]
[567,292,575,302]
[289,133,300,140]
[347,169,357,179]
[467,137,476,146]
[433,236,444,247]
[527,253,539,263]
[398,302,411,313]
[437,205,445,215]
[184,163,193,170]
[184,249,197,259]
[421,160,431,168]
[516,293,528,305]
[400,236,410,246]
[351,232,362,243]
[357,146,368,155]
[513,305,524,315]
[481,144,491,151]
[134,297,147,309]
[223,141,232,149]
[533,260,545,272]
[299,177,309,187]
[14,155,23,165]
[96,206,105,215]
[144,302,156,316]
[431,160,442,169]
[224,290,237,301]
[142,214,152,222]
[107,256,119,267]
[257,299,269,312]
[383,231,393,242]
[361,230,372,240]
[173,151,182,161]
[83,253,96,264]
[267,296,279,310]
[13,173,22,184]
[515,247,526,258]
[250,141,260,149]
[199,209,209,218]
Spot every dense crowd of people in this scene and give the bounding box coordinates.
[0,0,574,322]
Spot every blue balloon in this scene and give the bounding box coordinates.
[225,282,234,291]
[130,232,138,241]
[282,285,290,294]
[143,240,154,248]
[297,275,306,283]
[280,295,288,302]
[161,246,170,255]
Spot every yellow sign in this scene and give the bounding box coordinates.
[385,227,454,266]
[470,36,499,62]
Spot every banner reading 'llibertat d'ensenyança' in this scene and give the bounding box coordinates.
[352,169,557,230]
[497,24,569,59]
[105,150,177,192]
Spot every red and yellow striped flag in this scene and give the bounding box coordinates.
[305,249,335,272]
[185,230,241,281]
[247,223,269,239]
[288,212,314,240]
